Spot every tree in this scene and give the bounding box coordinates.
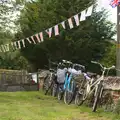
[16,0,115,70]
[101,42,116,67]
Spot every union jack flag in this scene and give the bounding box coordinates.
[110,0,120,8]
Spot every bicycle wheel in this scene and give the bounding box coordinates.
[64,79,76,104]
[92,82,103,112]
[52,83,57,97]
[58,90,64,101]
[57,84,64,101]
[75,91,84,106]
[44,80,53,95]
[43,76,50,92]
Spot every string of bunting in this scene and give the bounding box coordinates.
[0,5,94,53]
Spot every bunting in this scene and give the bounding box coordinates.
[74,14,80,26]
[35,34,41,43]
[54,25,59,36]
[68,18,74,29]
[31,36,36,44]
[39,32,44,42]
[26,38,32,44]
[1,5,93,53]
[21,39,26,48]
[61,21,66,29]
[17,41,21,49]
[45,28,52,38]
[4,44,9,52]
[86,5,93,17]
[80,10,86,21]
[110,0,120,8]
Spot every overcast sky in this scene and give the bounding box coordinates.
[98,0,117,23]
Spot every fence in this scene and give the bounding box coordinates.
[0,69,39,92]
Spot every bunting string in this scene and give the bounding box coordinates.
[0,5,94,53]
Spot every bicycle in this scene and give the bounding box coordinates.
[57,60,73,103]
[75,61,115,112]
[44,61,58,96]
[57,60,85,105]
[75,71,97,106]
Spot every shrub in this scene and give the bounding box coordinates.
[114,99,120,114]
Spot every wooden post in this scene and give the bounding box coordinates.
[116,5,120,76]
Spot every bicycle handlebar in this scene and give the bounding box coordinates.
[73,63,85,69]
[62,60,72,64]
[91,61,115,70]
[104,66,115,70]
[91,61,104,69]
[50,61,58,65]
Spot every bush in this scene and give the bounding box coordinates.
[114,99,120,114]
[101,91,114,112]
[84,92,94,107]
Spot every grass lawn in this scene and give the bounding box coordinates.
[0,91,120,120]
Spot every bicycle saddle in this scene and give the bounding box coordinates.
[87,72,97,78]
[49,69,56,72]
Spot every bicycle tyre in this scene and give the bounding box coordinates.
[58,90,64,100]
[52,84,57,97]
[92,82,103,112]
[75,91,84,106]
[44,80,53,95]
[64,79,76,104]
[57,85,64,101]
[43,77,49,91]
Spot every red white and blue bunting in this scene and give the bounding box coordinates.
[110,0,120,8]
[0,5,93,52]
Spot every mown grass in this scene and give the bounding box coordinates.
[0,91,119,120]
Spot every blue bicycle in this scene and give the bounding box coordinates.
[57,60,73,103]
[57,60,84,105]
[63,71,76,104]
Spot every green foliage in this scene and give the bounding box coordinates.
[114,99,120,114]
[16,0,115,70]
[101,43,116,67]
[0,50,32,70]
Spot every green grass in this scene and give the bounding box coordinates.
[0,91,119,120]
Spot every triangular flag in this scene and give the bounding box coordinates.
[54,25,59,36]
[31,36,36,44]
[4,44,9,52]
[39,32,44,42]
[35,32,44,43]
[11,42,16,50]
[21,39,26,48]
[11,42,14,50]
[35,33,41,43]
[17,41,21,49]
[61,21,66,29]
[45,28,52,38]
[86,5,93,17]
[74,14,80,26]
[80,10,86,21]
[26,38,32,44]
[1,45,5,52]
[68,18,74,29]
[14,42,18,49]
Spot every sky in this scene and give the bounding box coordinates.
[98,0,117,23]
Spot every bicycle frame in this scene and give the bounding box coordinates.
[83,62,115,101]
[83,76,103,100]
[63,73,73,92]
